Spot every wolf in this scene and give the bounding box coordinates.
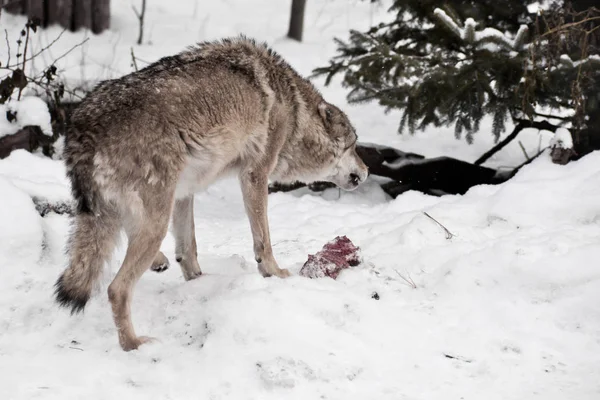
[54,36,368,351]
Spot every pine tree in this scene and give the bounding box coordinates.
[314,0,600,157]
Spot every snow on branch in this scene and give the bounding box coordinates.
[0,97,53,139]
[558,54,600,69]
[550,128,573,150]
[433,8,462,38]
[433,8,529,51]
[549,128,575,165]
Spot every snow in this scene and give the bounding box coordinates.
[550,127,573,149]
[1,146,600,399]
[559,53,600,69]
[0,96,53,138]
[0,176,44,265]
[0,149,72,204]
[0,1,599,399]
[433,8,528,51]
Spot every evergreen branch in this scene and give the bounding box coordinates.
[513,25,529,50]
[433,8,462,38]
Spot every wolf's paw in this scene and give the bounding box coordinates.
[258,262,291,278]
[122,335,158,352]
[183,269,203,281]
[274,268,291,278]
[151,252,170,273]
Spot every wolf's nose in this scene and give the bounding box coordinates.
[349,173,361,186]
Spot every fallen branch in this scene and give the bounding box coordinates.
[423,212,455,239]
[443,353,473,363]
[394,270,417,289]
[474,119,559,166]
[130,47,139,71]
[269,143,510,198]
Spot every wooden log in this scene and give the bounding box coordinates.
[92,0,110,34]
[268,143,507,198]
[47,0,73,29]
[357,143,501,195]
[0,126,52,159]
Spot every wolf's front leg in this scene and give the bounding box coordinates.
[239,169,291,278]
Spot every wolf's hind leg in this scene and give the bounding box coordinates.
[107,190,175,351]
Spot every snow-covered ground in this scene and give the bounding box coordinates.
[0,1,599,399]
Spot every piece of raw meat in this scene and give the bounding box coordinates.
[299,236,361,279]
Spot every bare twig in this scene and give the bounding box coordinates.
[475,119,558,166]
[518,141,530,160]
[130,47,139,71]
[443,353,473,363]
[50,37,90,66]
[394,270,417,289]
[15,28,23,65]
[26,75,84,101]
[423,212,455,239]
[133,0,147,45]
[20,29,67,67]
[17,23,32,100]
[540,15,600,38]
[509,147,548,178]
[4,29,10,67]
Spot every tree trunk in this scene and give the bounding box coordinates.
[72,0,92,31]
[47,0,73,29]
[3,0,24,14]
[25,0,44,22]
[287,0,307,42]
[3,0,109,33]
[92,0,110,34]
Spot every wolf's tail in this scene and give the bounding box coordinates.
[55,206,121,314]
[55,130,119,314]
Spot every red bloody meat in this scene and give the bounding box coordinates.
[299,236,361,279]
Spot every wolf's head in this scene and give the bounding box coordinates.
[274,101,368,190]
[312,102,368,191]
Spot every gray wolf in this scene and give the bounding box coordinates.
[54,36,368,351]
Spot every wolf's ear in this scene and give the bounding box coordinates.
[318,102,333,125]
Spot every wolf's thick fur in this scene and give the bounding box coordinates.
[55,36,368,351]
